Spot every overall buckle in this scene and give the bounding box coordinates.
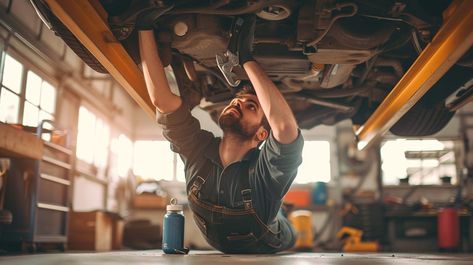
[191,176,206,193]
[241,189,253,210]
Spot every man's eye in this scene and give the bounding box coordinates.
[248,105,256,111]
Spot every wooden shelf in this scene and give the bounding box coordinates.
[44,141,73,155]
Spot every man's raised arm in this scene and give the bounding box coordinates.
[139,30,181,114]
[238,17,298,144]
[244,62,299,144]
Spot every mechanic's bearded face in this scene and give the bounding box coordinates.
[218,95,264,140]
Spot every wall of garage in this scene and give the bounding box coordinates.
[0,0,148,213]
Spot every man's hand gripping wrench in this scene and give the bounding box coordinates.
[216,17,245,87]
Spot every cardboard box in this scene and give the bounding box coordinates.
[112,219,124,250]
[132,194,168,209]
[68,211,115,251]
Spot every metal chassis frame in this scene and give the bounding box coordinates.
[44,0,473,148]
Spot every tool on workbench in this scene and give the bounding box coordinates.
[336,226,379,252]
[216,17,246,87]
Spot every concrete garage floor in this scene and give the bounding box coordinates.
[0,251,472,265]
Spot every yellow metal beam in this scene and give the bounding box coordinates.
[44,0,155,118]
[356,0,473,150]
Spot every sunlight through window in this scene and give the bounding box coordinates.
[2,54,23,94]
[0,54,23,124]
[76,106,110,172]
[295,141,331,184]
[1,54,57,142]
[0,89,20,123]
[23,70,57,132]
[117,134,133,178]
[133,141,174,181]
[77,106,96,164]
[381,139,457,185]
[26,71,42,105]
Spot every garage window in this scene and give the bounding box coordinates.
[133,140,175,181]
[76,106,110,177]
[294,141,331,184]
[381,139,458,185]
[23,71,57,128]
[115,134,133,178]
[0,53,23,123]
[0,53,57,132]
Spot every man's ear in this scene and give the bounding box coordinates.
[256,127,268,142]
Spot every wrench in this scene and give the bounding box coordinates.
[216,17,245,87]
[216,50,240,87]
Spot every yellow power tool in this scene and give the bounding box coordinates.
[336,226,379,252]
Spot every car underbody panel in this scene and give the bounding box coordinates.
[35,0,473,148]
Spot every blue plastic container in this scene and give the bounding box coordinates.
[162,198,188,254]
[311,182,327,205]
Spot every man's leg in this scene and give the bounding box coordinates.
[276,208,297,251]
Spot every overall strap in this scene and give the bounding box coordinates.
[190,160,214,195]
[240,150,259,210]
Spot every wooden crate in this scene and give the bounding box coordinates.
[68,211,112,251]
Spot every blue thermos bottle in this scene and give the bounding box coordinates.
[163,198,189,254]
[312,181,327,205]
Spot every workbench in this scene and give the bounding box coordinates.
[0,123,43,160]
[385,210,473,252]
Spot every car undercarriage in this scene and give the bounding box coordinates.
[32,0,473,136]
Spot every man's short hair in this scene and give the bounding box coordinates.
[235,82,271,133]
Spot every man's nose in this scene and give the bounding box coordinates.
[231,99,242,108]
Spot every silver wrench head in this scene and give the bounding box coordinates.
[216,52,241,87]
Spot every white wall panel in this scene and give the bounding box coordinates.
[39,24,65,57]
[112,83,136,136]
[73,176,105,211]
[63,46,83,71]
[10,0,41,35]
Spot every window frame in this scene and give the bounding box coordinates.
[76,103,112,180]
[0,49,59,126]
[380,137,463,186]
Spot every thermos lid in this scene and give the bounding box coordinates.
[167,197,183,211]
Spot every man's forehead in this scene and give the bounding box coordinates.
[236,94,259,103]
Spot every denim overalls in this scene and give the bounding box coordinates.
[187,158,292,254]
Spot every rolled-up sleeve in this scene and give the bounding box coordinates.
[254,130,304,199]
[156,103,214,165]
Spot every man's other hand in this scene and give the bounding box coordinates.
[238,15,256,66]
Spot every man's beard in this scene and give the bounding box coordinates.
[218,111,259,140]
